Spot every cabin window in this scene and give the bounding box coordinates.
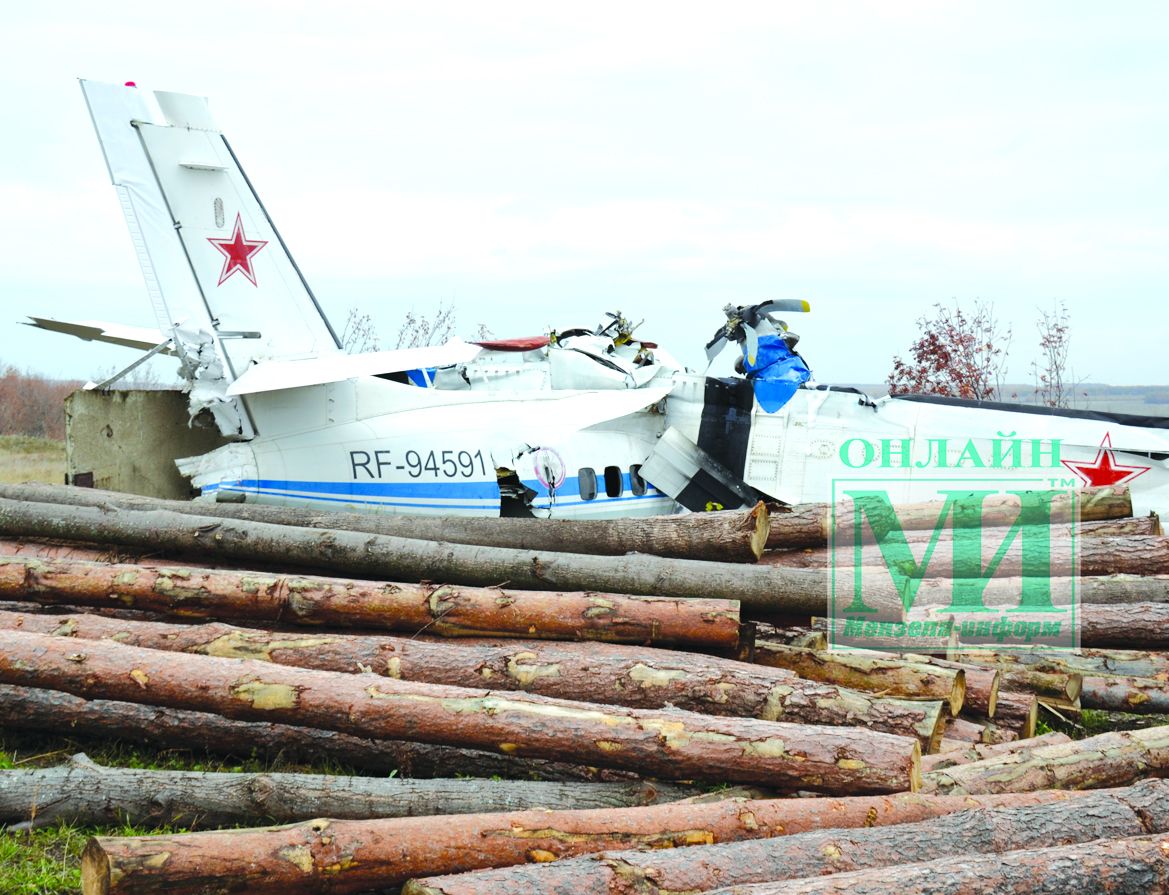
[578,467,597,501]
[629,464,647,496]
[603,465,624,498]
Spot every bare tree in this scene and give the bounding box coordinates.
[394,302,456,350]
[887,301,1011,400]
[1031,301,1072,408]
[340,309,381,354]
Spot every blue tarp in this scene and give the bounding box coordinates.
[742,334,812,413]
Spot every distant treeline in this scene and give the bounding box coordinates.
[0,364,81,440]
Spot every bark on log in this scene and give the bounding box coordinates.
[0,612,947,750]
[942,652,1082,702]
[953,645,1169,681]
[754,623,826,651]
[0,684,636,783]
[77,790,1081,895]
[922,731,1072,773]
[1083,676,1169,714]
[0,484,774,564]
[768,534,1169,577]
[984,690,1037,739]
[0,631,922,793]
[926,603,1169,650]
[941,717,989,745]
[404,779,1165,895]
[0,753,692,830]
[751,644,965,715]
[766,486,1133,549]
[0,499,837,619]
[0,556,746,652]
[691,832,1169,895]
[921,724,1169,795]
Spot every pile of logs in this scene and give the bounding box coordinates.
[1,482,1169,893]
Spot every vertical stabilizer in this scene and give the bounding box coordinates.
[81,80,342,436]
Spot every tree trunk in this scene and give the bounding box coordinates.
[935,659,1081,704]
[0,484,772,564]
[0,684,636,783]
[766,486,1133,549]
[921,725,1169,795]
[0,611,946,751]
[404,780,1164,895]
[78,789,1083,895]
[681,832,1169,895]
[923,603,1169,650]
[0,499,835,619]
[0,556,746,653]
[767,534,1169,577]
[751,644,965,715]
[0,631,922,793]
[952,645,1169,681]
[941,717,988,744]
[922,731,1072,773]
[1083,676,1169,714]
[0,753,692,830]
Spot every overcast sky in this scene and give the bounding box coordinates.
[1,1,1165,386]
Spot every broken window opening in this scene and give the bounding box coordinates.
[497,468,536,518]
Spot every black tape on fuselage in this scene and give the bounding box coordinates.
[697,377,755,479]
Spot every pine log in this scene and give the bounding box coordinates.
[922,731,1073,773]
[770,534,1169,577]
[941,717,989,744]
[688,832,1169,895]
[0,753,691,830]
[810,616,958,654]
[953,645,1169,681]
[404,780,1164,895]
[925,603,1169,649]
[77,790,1082,895]
[1083,676,1169,714]
[0,484,774,564]
[0,631,922,793]
[0,612,947,750]
[766,486,1133,549]
[751,644,965,714]
[0,684,635,783]
[921,725,1169,795]
[0,499,845,619]
[977,718,1023,745]
[0,556,746,652]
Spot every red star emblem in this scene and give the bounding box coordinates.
[1061,433,1151,488]
[207,214,268,286]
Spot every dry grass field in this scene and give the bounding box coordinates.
[0,436,65,486]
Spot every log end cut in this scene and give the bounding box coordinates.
[80,838,111,895]
[748,501,771,561]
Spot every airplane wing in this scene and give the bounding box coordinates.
[23,317,175,354]
[225,339,485,396]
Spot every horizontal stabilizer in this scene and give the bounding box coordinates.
[226,340,485,396]
[23,317,174,354]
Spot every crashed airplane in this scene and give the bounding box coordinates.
[29,80,1169,520]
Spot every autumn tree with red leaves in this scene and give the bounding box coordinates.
[887,301,1011,400]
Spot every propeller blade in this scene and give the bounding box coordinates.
[743,324,760,367]
[757,299,811,315]
[705,333,728,363]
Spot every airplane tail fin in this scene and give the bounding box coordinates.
[81,80,342,436]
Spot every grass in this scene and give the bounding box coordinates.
[0,727,370,894]
[0,436,64,486]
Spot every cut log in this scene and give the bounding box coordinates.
[751,644,965,715]
[1083,676,1169,714]
[925,603,1169,649]
[921,724,1169,795]
[944,651,1082,702]
[766,486,1133,549]
[0,499,838,619]
[0,612,947,750]
[0,753,691,830]
[685,832,1169,895]
[953,645,1169,681]
[922,731,1073,773]
[77,789,1083,895]
[990,689,1043,739]
[404,779,1165,895]
[0,631,922,793]
[0,684,634,783]
[0,484,773,564]
[0,556,746,652]
[941,716,988,744]
[769,534,1169,577]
